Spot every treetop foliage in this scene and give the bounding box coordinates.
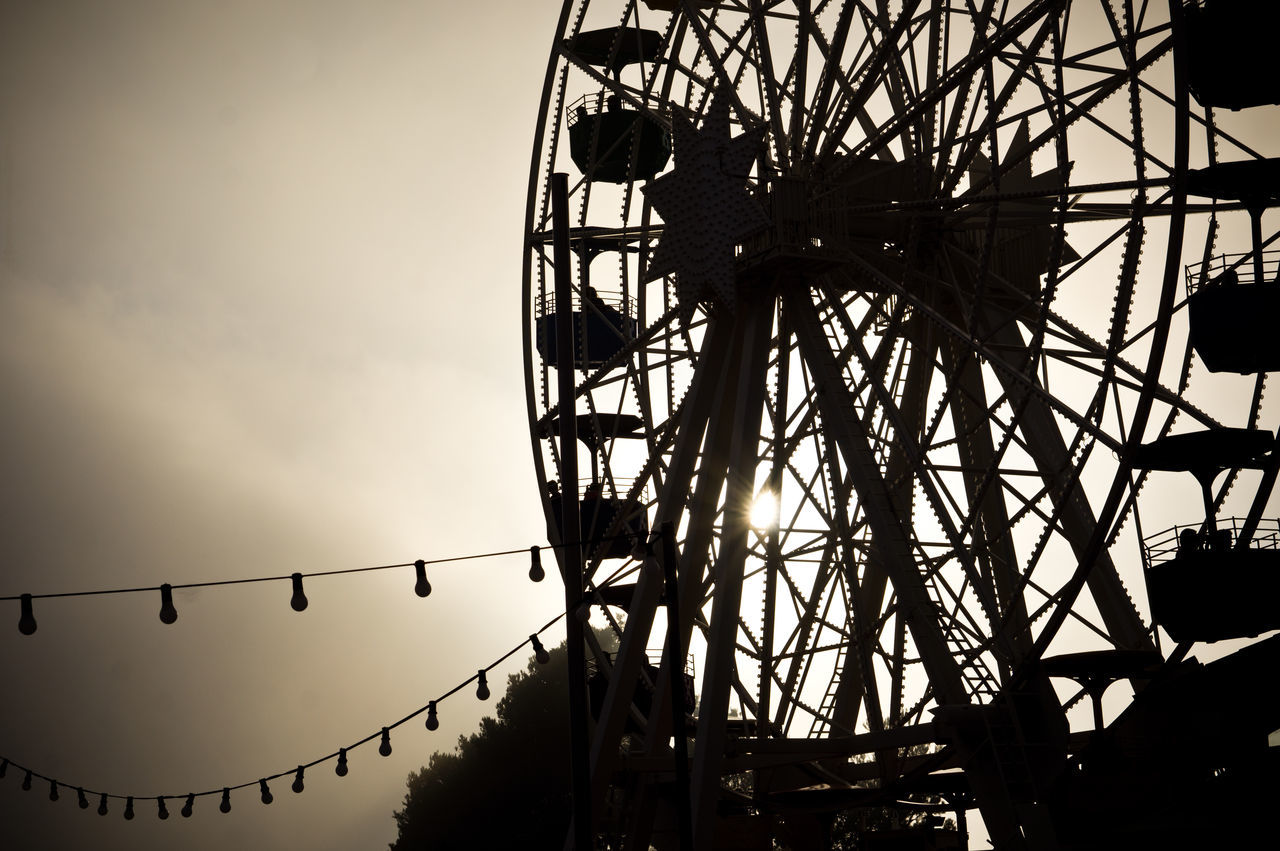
[390,628,617,850]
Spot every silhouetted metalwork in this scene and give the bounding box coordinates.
[1134,428,1280,641]
[568,93,672,184]
[1184,158,1280,373]
[553,170,594,851]
[1185,0,1280,110]
[535,287,639,370]
[1046,634,1280,848]
[524,2,1280,848]
[563,27,664,70]
[1186,253,1280,373]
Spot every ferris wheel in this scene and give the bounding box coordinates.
[522,1,1280,847]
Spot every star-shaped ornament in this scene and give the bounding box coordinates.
[643,91,769,320]
[965,120,1080,293]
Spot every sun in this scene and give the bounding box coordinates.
[748,490,779,531]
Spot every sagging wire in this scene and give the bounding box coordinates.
[0,610,567,818]
[0,531,645,818]
[2,538,635,634]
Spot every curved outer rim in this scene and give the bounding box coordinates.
[521,1,576,554]
[521,1,1229,711]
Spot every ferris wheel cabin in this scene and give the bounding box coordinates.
[538,413,649,562]
[1132,428,1280,642]
[1186,251,1280,373]
[534,287,638,371]
[546,479,649,562]
[1185,0,1280,110]
[562,26,663,70]
[568,93,671,185]
[1184,158,1280,373]
[562,26,670,184]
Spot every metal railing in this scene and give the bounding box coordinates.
[1140,517,1280,568]
[586,650,695,679]
[1185,250,1280,294]
[538,288,637,319]
[566,92,669,127]
[574,476,648,502]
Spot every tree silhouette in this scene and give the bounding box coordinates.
[391,636,958,850]
[390,630,615,850]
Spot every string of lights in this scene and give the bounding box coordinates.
[0,611,566,818]
[0,535,652,818]
[1,537,645,634]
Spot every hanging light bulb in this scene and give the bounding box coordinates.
[158,584,178,625]
[182,793,195,818]
[290,573,308,612]
[414,560,432,597]
[335,748,349,777]
[528,546,545,582]
[98,793,109,815]
[292,766,304,794]
[425,701,439,731]
[18,594,36,635]
[77,788,89,809]
[49,779,58,801]
[531,634,550,665]
[157,796,169,820]
[21,769,32,791]
[219,788,231,814]
[379,727,392,757]
[124,796,135,820]
[259,779,273,805]
[476,670,490,701]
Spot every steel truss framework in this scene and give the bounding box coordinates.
[522,1,1277,847]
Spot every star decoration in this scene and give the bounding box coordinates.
[643,90,769,319]
[966,120,1080,292]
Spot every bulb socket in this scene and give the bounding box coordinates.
[414,560,431,597]
[18,594,36,635]
[290,573,309,612]
[379,728,392,757]
[159,584,178,625]
[528,546,545,582]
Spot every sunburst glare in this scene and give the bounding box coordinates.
[749,489,779,531]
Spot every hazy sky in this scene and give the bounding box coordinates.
[4,4,1279,850]
[1,2,567,848]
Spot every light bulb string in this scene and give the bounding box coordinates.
[0,609,570,805]
[0,534,635,603]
